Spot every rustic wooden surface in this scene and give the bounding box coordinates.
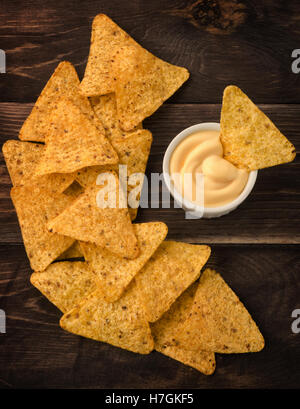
[0,0,300,389]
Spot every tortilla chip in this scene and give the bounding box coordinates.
[79,14,138,96]
[34,98,118,176]
[76,129,153,220]
[19,61,105,142]
[60,281,154,354]
[30,261,97,313]
[152,283,216,375]
[47,172,139,259]
[113,45,189,131]
[80,221,168,302]
[10,184,75,271]
[57,241,83,260]
[2,140,75,193]
[174,268,265,353]
[220,85,296,170]
[135,242,211,322]
[90,93,142,144]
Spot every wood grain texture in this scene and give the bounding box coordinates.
[0,244,299,389]
[0,102,299,244]
[1,0,300,103]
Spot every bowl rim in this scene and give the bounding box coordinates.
[162,122,258,217]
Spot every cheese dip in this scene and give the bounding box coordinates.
[169,130,249,208]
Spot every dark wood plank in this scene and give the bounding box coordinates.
[0,102,299,244]
[0,244,299,389]
[1,0,300,103]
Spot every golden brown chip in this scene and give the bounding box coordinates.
[152,283,216,375]
[113,45,189,131]
[47,172,139,259]
[57,241,83,260]
[80,221,168,302]
[19,61,105,142]
[34,98,118,176]
[30,261,97,313]
[174,268,265,353]
[2,140,74,193]
[220,85,296,170]
[135,242,211,322]
[90,93,142,144]
[60,281,154,354]
[79,14,138,96]
[75,129,153,220]
[10,185,75,271]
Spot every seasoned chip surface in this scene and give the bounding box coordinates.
[220,85,296,170]
[11,184,75,271]
[90,93,142,144]
[35,98,118,176]
[113,45,189,131]
[2,140,74,193]
[79,14,138,96]
[174,268,265,353]
[19,61,105,142]
[80,221,168,302]
[30,261,97,313]
[135,241,211,322]
[47,174,139,259]
[60,281,154,354]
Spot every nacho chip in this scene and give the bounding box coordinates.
[75,129,153,220]
[152,283,216,375]
[113,45,189,131]
[220,85,296,170]
[135,242,211,322]
[34,98,118,176]
[47,173,139,259]
[10,185,75,271]
[57,241,83,260]
[30,261,97,313]
[80,221,168,302]
[79,14,138,96]
[175,268,265,353]
[19,61,105,142]
[90,93,142,144]
[60,281,154,354]
[2,140,74,193]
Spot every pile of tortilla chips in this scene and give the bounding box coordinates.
[3,15,266,375]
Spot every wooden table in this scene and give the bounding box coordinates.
[0,0,299,389]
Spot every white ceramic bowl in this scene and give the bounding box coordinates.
[162,122,258,218]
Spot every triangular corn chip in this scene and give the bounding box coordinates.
[220,85,296,170]
[79,14,138,96]
[10,184,75,271]
[113,45,189,131]
[152,283,216,375]
[47,173,139,259]
[135,242,211,322]
[76,129,153,220]
[30,261,97,313]
[60,281,154,354]
[175,268,265,353]
[90,93,142,144]
[80,222,168,302]
[57,241,83,260]
[19,61,105,142]
[2,140,74,193]
[34,98,118,176]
